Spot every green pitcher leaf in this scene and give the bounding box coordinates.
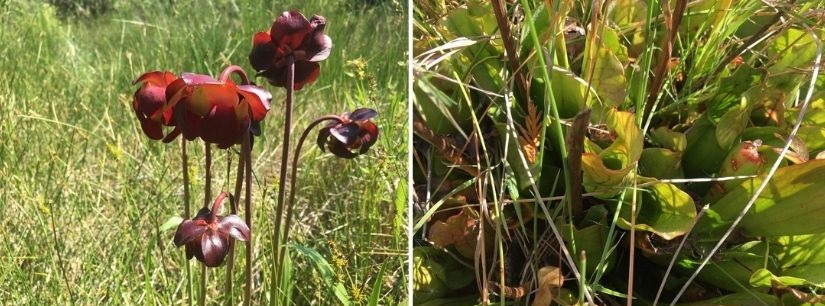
[582,31,628,111]
[560,205,615,276]
[716,98,751,150]
[414,76,472,134]
[639,148,683,179]
[413,247,475,303]
[683,114,727,184]
[614,181,696,240]
[783,264,825,288]
[582,110,643,196]
[767,28,819,77]
[797,125,825,152]
[696,159,825,237]
[676,292,778,306]
[771,233,825,269]
[650,127,687,152]
[750,268,802,287]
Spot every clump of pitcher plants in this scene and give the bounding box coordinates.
[129,10,379,306]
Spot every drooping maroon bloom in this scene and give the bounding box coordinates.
[317,108,379,158]
[249,11,332,90]
[150,73,271,148]
[132,71,177,140]
[174,192,250,267]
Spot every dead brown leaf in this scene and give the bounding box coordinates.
[532,266,564,306]
[428,207,479,258]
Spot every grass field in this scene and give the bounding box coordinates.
[0,0,408,305]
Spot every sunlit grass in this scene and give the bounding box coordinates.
[0,0,407,305]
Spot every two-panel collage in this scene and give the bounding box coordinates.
[2,0,825,305]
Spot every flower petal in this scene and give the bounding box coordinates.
[187,83,239,117]
[349,108,378,121]
[161,126,182,143]
[133,71,176,86]
[174,219,206,247]
[199,105,243,149]
[270,11,311,51]
[136,109,164,140]
[250,32,278,72]
[174,105,203,141]
[184,241,198,259]
[329,122,361,145]
[218,214,251,241]
[316,126,332,152]
[293,61,320,90]
[328,139,358,159]
[358,121,379,154]
[200,231,229,267]
[193,207,212,220]
[181,73,219,85]
[150,78,188,122]
[237,85,271,121]
[306,34,332,62]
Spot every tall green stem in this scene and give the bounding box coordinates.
[271,55,295,305]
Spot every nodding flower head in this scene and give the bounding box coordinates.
[132,71,271,148]
[249,11,332,90]
[317,108,379,159]
[173,192,250,267]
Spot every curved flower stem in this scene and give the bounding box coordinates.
[275,115,344,284]
[243,130,253,306]
[207,191,230,218]
[219,65,251,85]
[271,56,295,303]
[181,139,193,306]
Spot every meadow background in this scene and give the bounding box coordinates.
[0,0,408,305]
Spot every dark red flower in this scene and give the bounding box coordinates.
[249,11,332,90]
[174,192,250,267]
[150,73,271,148]
[132,71,177,140]
[317,108,379,158]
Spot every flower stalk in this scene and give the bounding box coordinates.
[271,55,295,296]
[276,115,344,274]
[243,127,253,306]
[181,139,194,306]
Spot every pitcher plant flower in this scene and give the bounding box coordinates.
[132,69,271,148]
[174,191,250,267]
[317,108,379,158]
[249,11,332,90]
